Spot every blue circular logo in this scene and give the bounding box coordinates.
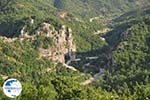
[2,78,22,98]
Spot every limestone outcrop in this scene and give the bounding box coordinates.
[35,23,76,63]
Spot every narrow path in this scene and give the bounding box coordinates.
[65,51,107,85]
[81,68,104,85]
[63,63,78,71]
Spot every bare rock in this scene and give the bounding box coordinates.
[36,23,76,63]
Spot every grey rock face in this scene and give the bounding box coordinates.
[36,23,76,63]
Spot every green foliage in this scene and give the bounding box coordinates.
[0,0,150,100]
[52,0,150,18]
[0,0,62,37]
[65,19,107,52]
[95,17,150,99]
[0,37,116,100]
[32,35,53,49]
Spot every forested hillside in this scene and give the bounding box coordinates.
[53,0,150,17]
[0,0,150,100]
[96,17,150,99]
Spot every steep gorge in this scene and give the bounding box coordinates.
[19,22,76,64]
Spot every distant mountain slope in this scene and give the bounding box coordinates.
[54,0,150,17]
[0,0,107,52]
[1,0,150,20]
[112,7,150,25]
[0,0,149,36]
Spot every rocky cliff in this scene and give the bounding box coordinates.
[1,21,76,64]
[35,23,76,63]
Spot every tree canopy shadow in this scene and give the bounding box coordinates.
[64,45,114,74]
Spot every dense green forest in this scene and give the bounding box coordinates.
[97,17,150,99]
[0,0,150,100]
